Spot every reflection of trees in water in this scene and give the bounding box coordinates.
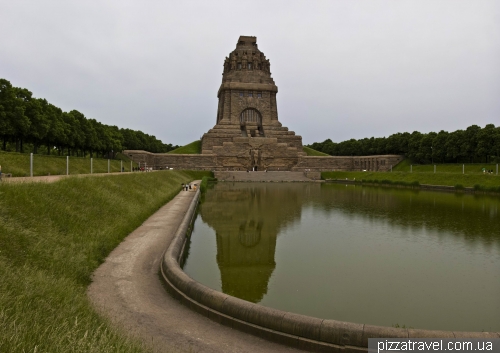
[200,182,308,302]
[198,182,499,303]
[312,184,500,245]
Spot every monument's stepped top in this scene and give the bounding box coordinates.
[221,35,276,86]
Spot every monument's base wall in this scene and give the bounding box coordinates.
[124,150,403,172]
[124,150,216,170]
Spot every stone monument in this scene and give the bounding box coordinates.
[200,35,304,171]
[125,36,403,172]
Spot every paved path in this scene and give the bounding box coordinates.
[87,186,306,353]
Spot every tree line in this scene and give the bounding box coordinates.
[307,124,500,164]
[0,78,178,157]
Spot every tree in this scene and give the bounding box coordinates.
[476,124,495,163]
[27,98,50,154]
[432,130,448,163]
[462,125,481,163]
[445,130,464,163]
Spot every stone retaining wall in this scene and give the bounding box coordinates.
[160,188,499,352]
[124,150,404,172]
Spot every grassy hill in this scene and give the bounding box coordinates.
[392,158,498,174]
[303,146,329,156]
[0,170,211,353]
[167,140,201,154]
[166,142,328,156]
[0,151,137,177]
[322,159,500,192]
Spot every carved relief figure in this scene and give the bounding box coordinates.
[230,54,236,70]
[242,51,248,70]
[253,53,259,70]
[224,57,229,73]
[263,59,270,73]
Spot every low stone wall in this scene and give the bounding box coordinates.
[293,155,404,172]
[160,188,499,352]
[124,150,216,170]
[124,149,404,173]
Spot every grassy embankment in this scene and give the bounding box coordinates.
[0,170,211,353]
[167,140,201,154]
[322,160,500,192]
[302,146,329,156]
[0,151,138,177]
[167,142,329,157]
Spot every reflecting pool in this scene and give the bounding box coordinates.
[182,182,500,331]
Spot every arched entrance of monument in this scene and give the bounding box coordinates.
[240,108,262,124]
[240,108,264,137]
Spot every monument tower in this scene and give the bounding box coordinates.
[201,35,305,171]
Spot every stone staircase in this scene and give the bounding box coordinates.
[213,171,321,182]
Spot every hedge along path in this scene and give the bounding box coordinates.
[87,183,304,353]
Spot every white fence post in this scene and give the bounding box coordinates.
[30,153,33,177]
[120,160,123,172]
[434,165,436,173]
[410,165,412,173]
[108,159,110,173]
[66,156,69,175]
[91,157,93,174]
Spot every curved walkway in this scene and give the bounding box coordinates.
[87,185,305,353]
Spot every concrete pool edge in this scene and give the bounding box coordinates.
[160,188,500,352]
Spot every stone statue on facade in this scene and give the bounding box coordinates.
[242,52,248,70]
[253,54,259,70]
[230,54,236,70]
[264,59,270,73]
[224,57,229,73]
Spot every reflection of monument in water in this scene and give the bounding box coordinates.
[199,183,306,302]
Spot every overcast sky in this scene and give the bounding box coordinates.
[1,1,499,146]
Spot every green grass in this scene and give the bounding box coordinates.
[0,150,138,177]
[303,146,329,156]
[0,170,211,353]
[392,159,498,174]
[322,170,500,191]
[167,140,201,154]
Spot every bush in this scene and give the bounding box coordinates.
[200,176,217,193]
[455,184,464,190]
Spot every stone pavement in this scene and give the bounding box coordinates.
[87,184,306,353]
